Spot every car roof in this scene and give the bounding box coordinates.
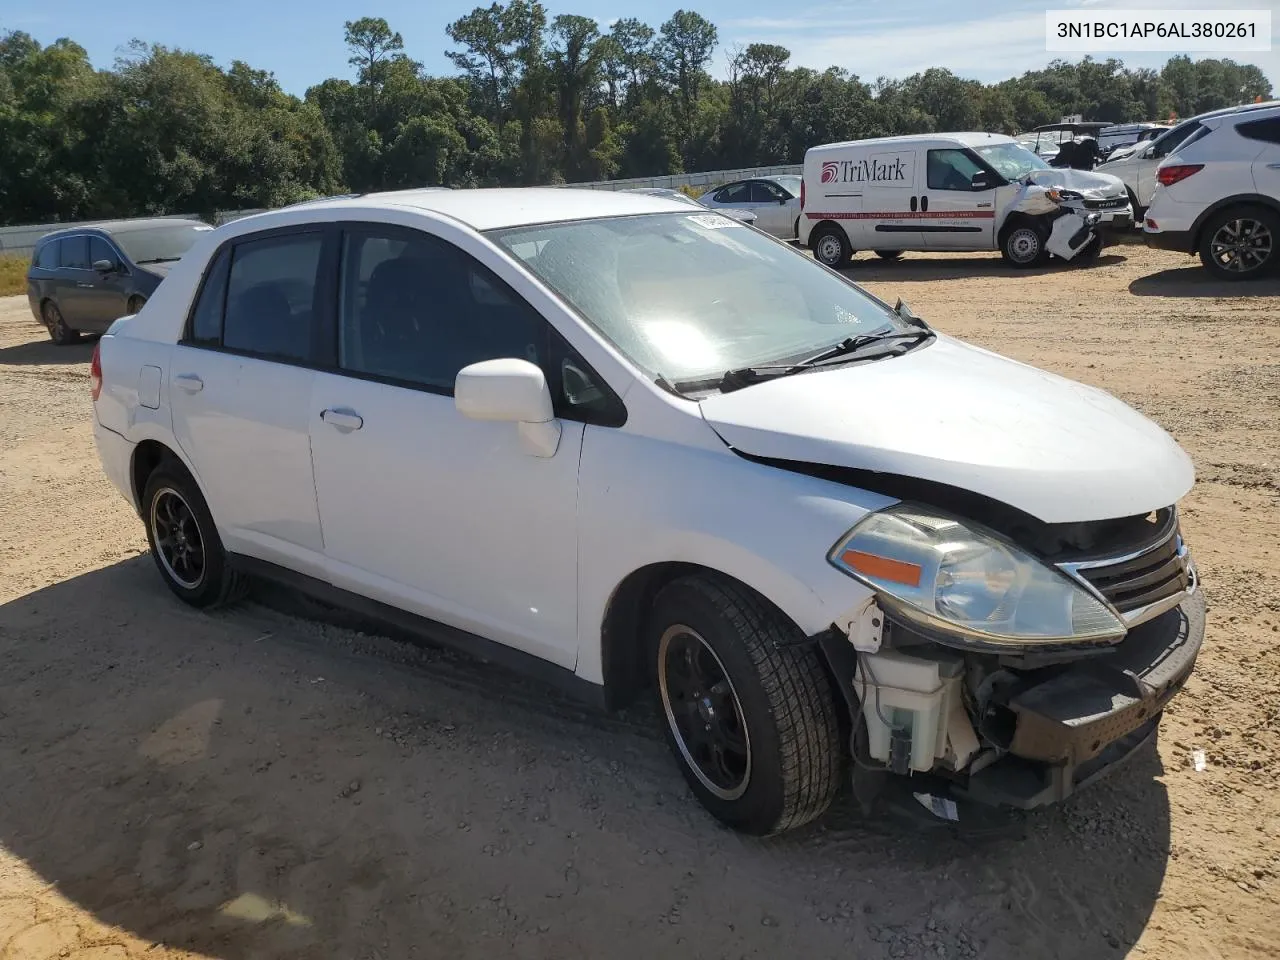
[1186,99,1280,124]
[249,187,692,232]
[807,132,1015,153]
[38,218,209,241]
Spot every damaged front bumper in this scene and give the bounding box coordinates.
[960,589,1203,808]
[818,588,1205,812]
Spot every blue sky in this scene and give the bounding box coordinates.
[6,0,1276,94]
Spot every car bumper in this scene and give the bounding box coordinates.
[958,588,1204,809]
[1144,228,1195,254]
[93,419,137,511]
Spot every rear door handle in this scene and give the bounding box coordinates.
[173,373,203,394]
[1268,163,1280,169]
[321,408,363,431]
[76,282,94,288]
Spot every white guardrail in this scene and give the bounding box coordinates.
[0,165,803,259]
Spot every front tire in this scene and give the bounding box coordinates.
[874,249,903,261]
[1001,222,1048,268]
[649,575,841,835]
[811,224,852,268]
[1075,233,1104,262]
[42,300,78,345]
[1198,205,1279,280]
[142,460,246,608]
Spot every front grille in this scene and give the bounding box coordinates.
[1084,197,1128,210]
[1072,530,1191,613]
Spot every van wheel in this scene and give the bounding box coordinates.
[648,574,840,835]
[874,250,903,261]
[1198,205,1279,280]
[42,300,79,345]
[142,459,247,608]
[1001,223,1048,268]
[811,225,852,267]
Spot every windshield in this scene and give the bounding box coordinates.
[489,213,905,384]
[772,175,802,197]
[974,143,1051,180]
[114,223,212,263]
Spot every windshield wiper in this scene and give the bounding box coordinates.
[697,328,933,394]
[135,256,183,264]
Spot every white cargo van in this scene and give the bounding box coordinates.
[799,132,1133,268]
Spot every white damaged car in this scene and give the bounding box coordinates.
[91,188,1202,835]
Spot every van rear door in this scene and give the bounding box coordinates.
[857,147,926,250]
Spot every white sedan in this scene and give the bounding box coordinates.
[698,175,802,239]
[91,186,1203,835]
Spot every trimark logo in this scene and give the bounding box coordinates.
[821,161,840,184]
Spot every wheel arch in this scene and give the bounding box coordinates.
[1189,194,1280,252]
[130,438,207,518]
[599,560,826,712]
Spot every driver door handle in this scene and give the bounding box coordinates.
[321,408,363,431]
[1267,163,1280,169]
[76,282,94,288]
[173,373,203,394]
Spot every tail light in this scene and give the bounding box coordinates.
[1157,164,1203,187]
[90,340,103,402]
[800,179,806,210]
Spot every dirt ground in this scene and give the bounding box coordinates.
[1,242,1278,960]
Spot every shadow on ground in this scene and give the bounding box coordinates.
[0,560,1172,959]
[1129,267,1280,298]
[0,334,96,366]
[844,254,1126,283]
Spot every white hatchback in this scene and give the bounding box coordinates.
[92,188,1204,834]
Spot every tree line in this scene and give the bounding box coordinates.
[0,6,1272,226]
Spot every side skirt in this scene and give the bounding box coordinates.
[228,553,608,711]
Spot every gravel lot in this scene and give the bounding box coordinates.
[1,243,1278,960]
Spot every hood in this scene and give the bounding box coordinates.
[698,336,1194,524]
[1026,168,1127,198]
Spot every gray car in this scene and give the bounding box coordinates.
[697,176,802,239]
[26,218,212,344]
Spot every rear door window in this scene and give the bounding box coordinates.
[221,232,323,363]
[59,236,90,270]
[714,182,751,204]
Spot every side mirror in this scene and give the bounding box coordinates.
[455,358,561,458]
[778,196,788,205]
[92,259,116,273]
[970,171,996,191]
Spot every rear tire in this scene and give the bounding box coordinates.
[142,459,247,608]
[874,250,903,261]
[811,224,852,268]
[1198,205,1279,280]
[648,574,841,835]
[42,300,78,345]
[1001,222,1048,268]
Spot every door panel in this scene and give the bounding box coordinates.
[167,227,329,574]
[308,224,584,666]
[856,148,926,249]
[310,374,583,667]
[170,347,325,571]
[747,181,789,236]
[918,149,997,249]
[82,236,129,330]
[56,235,94,326]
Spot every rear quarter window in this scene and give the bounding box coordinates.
[1238,117,1280,145]
[34,240,59,269]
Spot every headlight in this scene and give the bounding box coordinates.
[828,504,1126,648]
